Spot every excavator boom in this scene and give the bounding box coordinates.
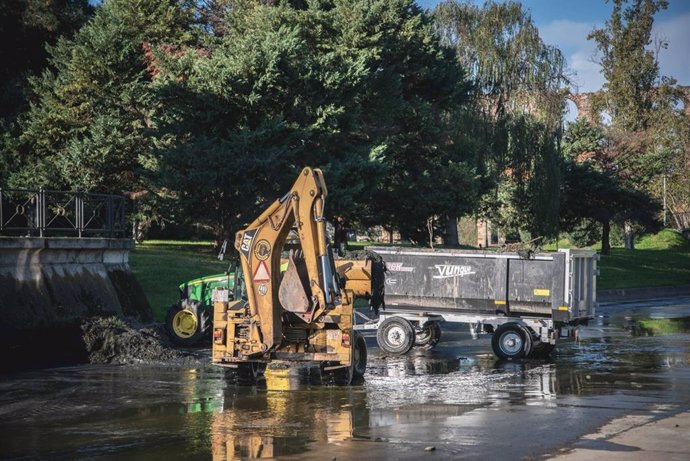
[212,167,373,383]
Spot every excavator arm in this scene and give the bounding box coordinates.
[233,167,339,352]
[212,167,376,382]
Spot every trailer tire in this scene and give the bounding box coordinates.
[414,321,442,350]
[492,323,532,360]
[165,299,210,346]
[377,317,415,355]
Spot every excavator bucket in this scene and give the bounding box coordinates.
[278,250,311,314]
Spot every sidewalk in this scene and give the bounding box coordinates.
[549,410,690,461]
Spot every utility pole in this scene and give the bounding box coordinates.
[663,174,667,227]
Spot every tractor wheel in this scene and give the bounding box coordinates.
[320,361,354,386]
[165,299,210,347]
[320,332,367,386]
[234,362,266,385]
[414,321,442,350]
[352,331,368,381]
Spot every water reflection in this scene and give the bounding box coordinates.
[627,316,690,336]
[211,365,362,460]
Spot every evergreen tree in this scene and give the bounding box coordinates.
[0,0,93,185]
[561,118,660,253]
[153,0,474,243]
[11,0,193,192]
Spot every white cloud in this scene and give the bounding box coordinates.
[539,12,690,94]
[539,19,605,92]
[568,50,606,93]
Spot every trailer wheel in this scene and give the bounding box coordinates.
[165,299,210,346]
[377,317,415,355]
[492,323,532,360]
[414,322,442,350]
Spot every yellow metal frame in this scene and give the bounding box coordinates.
[212,167,372,368]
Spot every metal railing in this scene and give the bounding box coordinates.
[0,189,126,238]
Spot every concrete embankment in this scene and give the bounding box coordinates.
[0,237,167,371]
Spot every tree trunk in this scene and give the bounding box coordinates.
[601,220,611,255]
[333,218,348,256]
[444,215,459,247]
[382,226,394,244]
[624,221,634,250]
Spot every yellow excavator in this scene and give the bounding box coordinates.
[211,167,379,384]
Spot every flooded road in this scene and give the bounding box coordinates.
[2,298,690,460]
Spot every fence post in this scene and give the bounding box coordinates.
[107,194,113,238]
[0,188,3,233]
[37,189,45,238]
[76,192,83,238]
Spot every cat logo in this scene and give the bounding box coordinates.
[239,229,258,258]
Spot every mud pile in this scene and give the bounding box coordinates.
[81,317,182,365]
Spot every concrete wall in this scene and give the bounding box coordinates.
[0,237,151,336]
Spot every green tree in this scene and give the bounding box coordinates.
[588,0,688,245]
[561,118,660,253]
[433,0,568,241]
[11,0,193,193]
[0,0,93,119]
[0,0,93,185]
[153,0,474,243]
[588,0,668,132]
[561,159,659,254]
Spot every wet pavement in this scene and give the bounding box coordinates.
[1,298,690,460]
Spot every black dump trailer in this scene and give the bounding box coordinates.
[354,247,598,359]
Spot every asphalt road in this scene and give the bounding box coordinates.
[1,297,689,460]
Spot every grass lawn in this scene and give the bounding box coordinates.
[596,230,690,290]
[130,240,230,321]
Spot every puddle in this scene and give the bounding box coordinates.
[2,302,690,460]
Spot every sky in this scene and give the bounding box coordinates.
[417,0,690,94]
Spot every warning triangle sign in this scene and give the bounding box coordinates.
[253,260,271,282]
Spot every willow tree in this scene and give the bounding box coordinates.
[433,0,569,240]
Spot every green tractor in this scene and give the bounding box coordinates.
[164,237,287,346]
[165,272,235,346]
[164,240,238,346]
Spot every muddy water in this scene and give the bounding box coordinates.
[2,298,690,461]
